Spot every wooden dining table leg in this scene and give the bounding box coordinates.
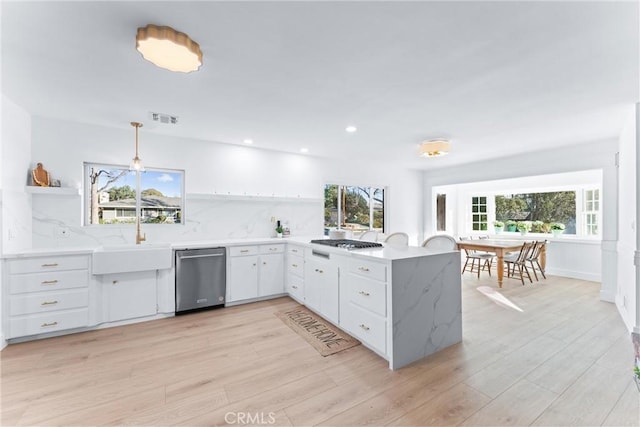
[496,248,505,288]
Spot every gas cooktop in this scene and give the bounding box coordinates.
[310,239,383,249]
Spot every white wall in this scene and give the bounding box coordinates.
[26,117,423,248]
[616,106,637,332]
[1,95,32,253]
[423,138,620,299]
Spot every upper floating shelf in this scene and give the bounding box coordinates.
[186,193,322,203]
[25,186,81,196]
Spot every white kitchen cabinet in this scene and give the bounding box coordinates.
[105,271,157,322]
[304,250,339,324]
[4,254,91,339]
[286,244,305,303]
[259,253,284,296]
[341,257,388,355]
[227,244,284,303]
[228,254,259,301]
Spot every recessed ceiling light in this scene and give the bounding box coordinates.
[345,126,357,133]
[243,139,253,144]
[300,148,309,153]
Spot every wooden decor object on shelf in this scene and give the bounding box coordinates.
[31,162,50,187]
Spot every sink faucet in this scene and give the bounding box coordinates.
[135,216,146,245]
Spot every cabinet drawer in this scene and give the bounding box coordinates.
[229,246,258,257]
[8,255,89,274]
[348,274,386,317]
[10,289,89,316]
[288,245,304,257]
[9,308,89,338]
[260,244,284,254]
[287,255,304,277]
[345,303,386,355]
[349,259,386,282]
[9,269,89,294]
[287,273,304,301]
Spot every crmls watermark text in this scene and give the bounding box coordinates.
[224,411,276,425]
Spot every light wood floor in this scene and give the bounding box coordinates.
[2,274,639,426]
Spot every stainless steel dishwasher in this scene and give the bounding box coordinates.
[175,247,226,313]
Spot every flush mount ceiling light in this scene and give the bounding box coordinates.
[136,24,202,73]
[419,139,451,158]
[130,122,144,171]
[345,126,357,133]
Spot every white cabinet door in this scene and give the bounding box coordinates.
[106,271,157,322]
[259,253,284,296]
[228,255,259,302]
[305,257,324,312]
[305,256,339,323]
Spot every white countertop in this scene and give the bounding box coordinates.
[2,235,456,261]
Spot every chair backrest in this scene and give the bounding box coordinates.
[422,234,458,251]
[516,241,535,263]
[384,232,409,246]
[528,240,546,260]
[477,235,490,240]
[458,236,472,255]
[359,230,379,242]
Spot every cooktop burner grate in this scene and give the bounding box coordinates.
[310,239,383,249]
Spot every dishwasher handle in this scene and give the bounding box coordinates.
[178,253,225,260]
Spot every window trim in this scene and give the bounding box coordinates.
[83,162,185,226]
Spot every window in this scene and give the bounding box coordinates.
[471,196,488,231]
[495,191,577,234]
[583,189,599,235]
[324,184,385,233]
[84,163,184,225]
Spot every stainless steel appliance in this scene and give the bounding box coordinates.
[310,239,383,249]
[175,247,226,313]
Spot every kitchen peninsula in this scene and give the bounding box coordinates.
[2,236,462,370]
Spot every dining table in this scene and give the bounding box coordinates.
[456,239,546,287]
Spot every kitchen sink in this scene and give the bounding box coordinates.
[92,243,172,275]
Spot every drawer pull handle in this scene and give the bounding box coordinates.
[41,280,59,285]
[240,250,250,253]
[41,321,58,327]
[41,263,59,267]
[292,264,298,268]
[358,267,370,272]
[253,263,257,267]
[41,300,59,306]
[269,248,277,251]
[263,262,267,265]
[315,269,324,274]
[359,324,370,331]
[358,291,370,296]
[292,249,298,253]
[292,285,298,289]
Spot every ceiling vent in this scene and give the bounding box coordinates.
[149,111,179,125]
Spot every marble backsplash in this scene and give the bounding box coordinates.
[30,194,323,249]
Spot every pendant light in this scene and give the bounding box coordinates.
[130,122,144,171]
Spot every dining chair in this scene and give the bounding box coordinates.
[359,230,379,242]
[458,236,494,278]
[421,234,458,251]
[384,232,409,246]
[527,240,547,280]
[504,241,535,285]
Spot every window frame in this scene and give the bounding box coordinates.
[324,183,386,234]
[83,162,185,226]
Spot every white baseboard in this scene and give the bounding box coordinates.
[545,268,600,283]
[0,334,7,351]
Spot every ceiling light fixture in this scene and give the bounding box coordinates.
[243,139,253,145]
[345,126,357,133]
[136,24,203,73]
[419,139,450,158]
[300,148,309,153]
[130,122,144,171]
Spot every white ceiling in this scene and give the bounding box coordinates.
[2,1,638,170]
